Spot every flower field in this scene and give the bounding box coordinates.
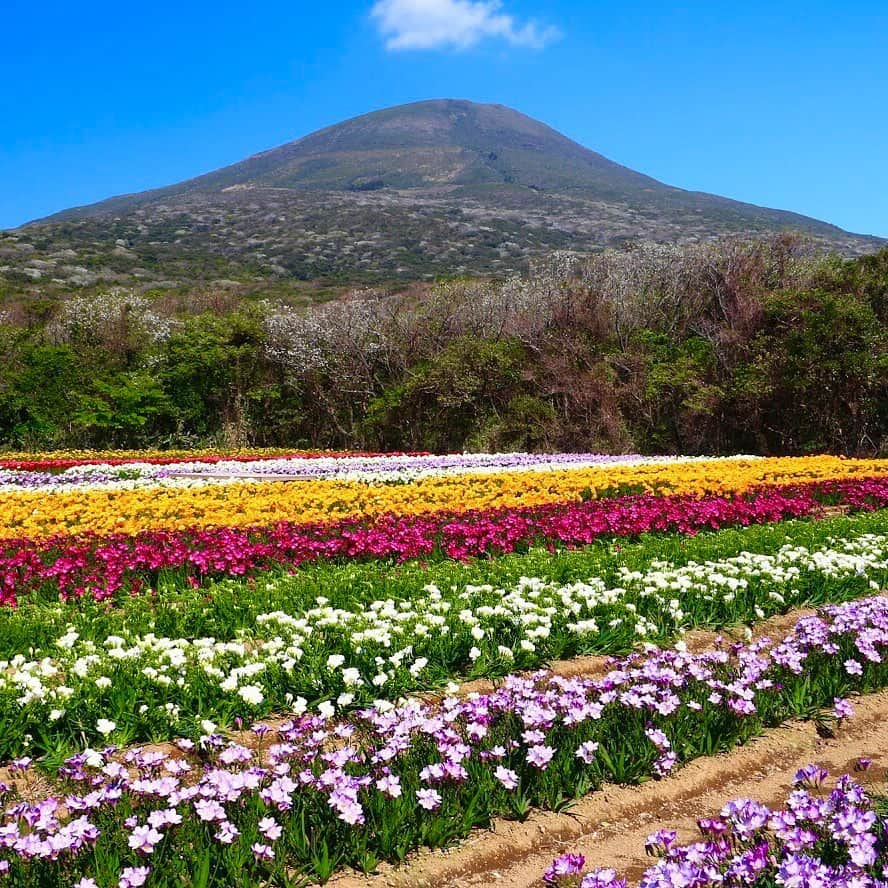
[1,453,885,540]
[0,450,887,886]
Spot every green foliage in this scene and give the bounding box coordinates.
[70,372,172,446]
[734,288,886,454]
[475,394,559,451]
[157,313,265,441]
[0,331,84,448]
[629,332,725,453]
[362,337,525,451]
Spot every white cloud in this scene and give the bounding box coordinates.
[371,0,560,51]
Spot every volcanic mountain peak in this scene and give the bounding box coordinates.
[8,100,882,297]
[44,99,671,217]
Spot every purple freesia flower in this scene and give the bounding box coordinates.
[527,745,555,769]
[119,867,151,888]
[544,853,586,883]
[417,788,443,810]
[834,698,854,720]
[2,594,888,885]
[127,824,162,854]
[544,767,888,888]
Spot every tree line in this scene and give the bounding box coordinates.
[0,235,885,455]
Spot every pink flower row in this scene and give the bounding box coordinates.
[1,477,886,607]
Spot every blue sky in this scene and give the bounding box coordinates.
[2,0,886,235]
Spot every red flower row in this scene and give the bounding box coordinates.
[0,450,429,471]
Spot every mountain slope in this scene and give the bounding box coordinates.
[3,100,882,299]
[42,101,682,215]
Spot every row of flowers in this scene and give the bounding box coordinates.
[3,595,888,884]
[2,527,885,757]
[0,455,885,540]
[0,453,678,493]
[543,764,885,888]
[3,477,887,607]
[0,449,426,472]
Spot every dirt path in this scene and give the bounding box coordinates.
[331,688,888,888]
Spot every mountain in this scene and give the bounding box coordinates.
[2,100,883,300]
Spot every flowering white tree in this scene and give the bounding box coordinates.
[46,289,175,351]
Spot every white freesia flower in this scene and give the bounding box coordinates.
[238,685,264,706]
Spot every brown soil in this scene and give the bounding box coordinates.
[330,679,888,888]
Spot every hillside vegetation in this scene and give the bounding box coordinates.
[0,235,884,455]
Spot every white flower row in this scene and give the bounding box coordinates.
[1,534,884,735]
[0,453,762,494]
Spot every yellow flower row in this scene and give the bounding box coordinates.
[0,455,885,540]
